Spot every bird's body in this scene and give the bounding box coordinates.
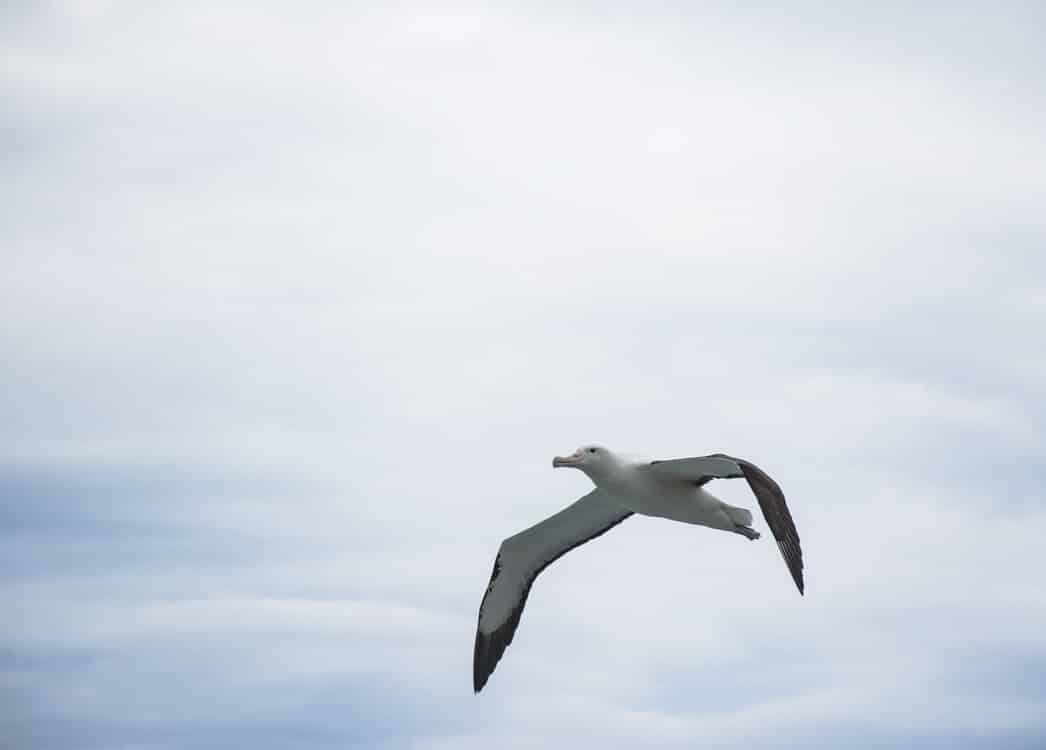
[472,445,804,693]
[595,453,755,534]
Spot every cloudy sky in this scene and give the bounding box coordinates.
[3,2,1046,748]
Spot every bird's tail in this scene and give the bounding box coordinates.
[722,505,753,526]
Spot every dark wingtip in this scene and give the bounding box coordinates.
[473,556,503,694]
[732,456,805,598]
[790,559,805,595]
[473,629,487,693]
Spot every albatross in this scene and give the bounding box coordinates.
[473,445,804,693]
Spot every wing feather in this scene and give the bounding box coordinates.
[473,489,632,693]
[722,455,805,595]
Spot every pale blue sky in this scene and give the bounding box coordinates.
[3,2,1046,748]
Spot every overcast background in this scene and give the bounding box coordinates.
[4,2,1046,748]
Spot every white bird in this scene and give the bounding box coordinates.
[473,445,804,693]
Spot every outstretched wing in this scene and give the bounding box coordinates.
[473,489,632,693]
[646,455,745,485]
[648,454,804,595]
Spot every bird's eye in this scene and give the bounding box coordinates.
[588,448,597,454]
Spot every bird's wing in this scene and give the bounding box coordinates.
[473,489,633,693]
[646,454,804,595]
[645,455,745,485]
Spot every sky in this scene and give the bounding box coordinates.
[3,1,1046,748]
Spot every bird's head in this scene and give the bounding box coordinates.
[552,444,616,480]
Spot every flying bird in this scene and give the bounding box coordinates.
[473,445,804,693]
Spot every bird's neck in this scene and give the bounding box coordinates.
[583,454,626,487]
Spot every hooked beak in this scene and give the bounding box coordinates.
[552,452,581,468]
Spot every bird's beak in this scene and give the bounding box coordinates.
[553,452,581,468]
